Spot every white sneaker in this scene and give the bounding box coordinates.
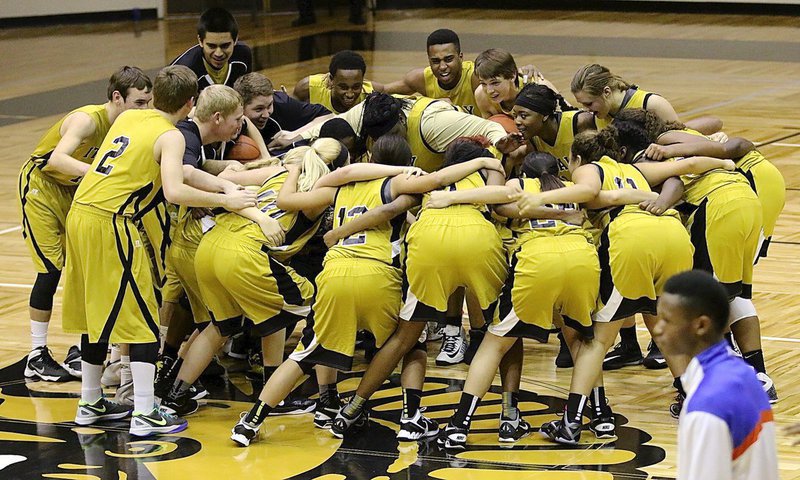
[101,361,121,387]
[756,372,778,404]
[397,409,438,441]
[426,322,443,342]
[436,328,466,366]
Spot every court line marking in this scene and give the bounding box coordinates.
[636,326,800,344]
[678,80,800,117]
[769,143,800,148]
[0,226,21,235]
[0,283,61,290]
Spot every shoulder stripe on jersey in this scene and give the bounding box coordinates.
[733,409,774,460]
[380,177,393,205]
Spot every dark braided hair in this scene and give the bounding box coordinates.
[441,136,492,168]
[521,152,566,192]
[515,83,575,116]
[360,92,407,140]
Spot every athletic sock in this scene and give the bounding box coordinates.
[565,393,588,424]
[501,391,518,418]
[673,377,686,397]
[342,395,367,418]
[443,324,461,337]
[130,361,156,414]
[451,392,481,429]
[30,320,48,351]
[743,349,766,374]
[120,355,132,385]
[245,400,273,425]
[109,344,121,363]
[319,383,339,405]
[80,362,103,404]
[402,388,422,418]
[171,379,192,397]
[444,315,461,327]
[619,326,639,348]
[590,386,607,416]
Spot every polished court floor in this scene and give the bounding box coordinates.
[0,6,799,480]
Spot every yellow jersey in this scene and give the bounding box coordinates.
[531,110,581,181]
[308,73,374,114]
[680,169,752,207]
[423,60,481,116]
[172,206,204,246]
[595,87,657,130]
[214,170,321,262]
[588,155,678,230]
[74,109,173,219]
[418,171,490,220]
[326,177,404,266]
[29,104,111,186]
[508,178,591,246]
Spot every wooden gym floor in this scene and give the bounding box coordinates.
[0,7,799,480]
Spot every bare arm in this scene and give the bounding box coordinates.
[390,158,504,196]
[45,112,97,177]
[284,113,335,139]
[591,189,659,209]
[314,163,423,189]
[474,85,495,118]
[323,194,420,247]
[202,159,244,176]
[231,206,286,246]
[514,164,602,214]
[292,76,311,101]
[645,137,754,161]
[218,165,285,186]
[383,68,426,96]
[646,95,680,123]
[242,117,270,159]
[182,164,242,193]
[157,130,257,210]
[275,165,336,215]
[635,156,735,186]
[684,116,723,136]
[298,102,365,142]
[639,177,684,215]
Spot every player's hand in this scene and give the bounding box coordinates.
[480,158,505,174]
[323,229,341,248]
[284,163,302,175]
[223,161,246,172]
[259,217,286,247]
[495,133,525,154]
[518,64,543,85]
[191,207,214,219]
[639,197,671,215]
[222,188,258,210]
[563,209,586,225]
[402,167,426,178]
[721,159,736,171]
[644,143,671,161]
[268,130,299,149]
[511,191,543,215]
[708,131,728,143]
[426,191,454,209]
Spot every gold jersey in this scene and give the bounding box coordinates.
[418,171,489,219]
[29,104,111,186]
[680,169,752,206]
[508,178,592,245]
[595,87,656,130]
[172,206,204,246]
[308,73,374,114]
[423,60,481,116]
[326,177,404,266]
[74,109,173,219]
[214,170,321,262]
[531,110,580,181]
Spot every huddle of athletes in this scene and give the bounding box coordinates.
[17,5,783,465]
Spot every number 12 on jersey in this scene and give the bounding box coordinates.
[336,205,368,245]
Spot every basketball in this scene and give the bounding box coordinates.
[227,135,261,162]
[488,113,519,134]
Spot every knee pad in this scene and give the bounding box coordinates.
[729,297,758,324]
[80,335,109,365]
[29,271,62,310]
[129,342,160,363]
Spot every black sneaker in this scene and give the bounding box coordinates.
[201,355,226,378]
[63,345,82,378]
[228,333,249,360]
[540,418,582,445]
[74,397,132,425]
[314,397,341,429]
[498,411,532,442]
[602,342,643,371]
[25,346,73,382]
[437,423,468,450]
[669,392,685,419]
[268,397,316,416]
[154,356,177,400]
[130,408,187,437]
[161,388,199,417]
[397,409,439,441]
[757,372,778,404]
[231,413,260,447]
[642,341,668,370]
[589,408,616,439]
[464,329,485,366]
[555,332,574,368]
[190,380,209,401]
[331,407,369,439]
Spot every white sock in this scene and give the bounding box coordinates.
[130,361,156,414]
[81,362,103,404]
[30,320,48,351]
[443,324,461,337]
[109,344,121,363]
[120,356,132,385]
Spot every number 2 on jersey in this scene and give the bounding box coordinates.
[336,205,368,245]
[94,136,130,176]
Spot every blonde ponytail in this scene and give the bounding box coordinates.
[281,138,345,192]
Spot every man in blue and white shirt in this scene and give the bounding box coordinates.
[654,270,778,480]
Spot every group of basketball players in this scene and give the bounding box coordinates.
[17,7,784,452]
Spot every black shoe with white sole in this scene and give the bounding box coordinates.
[642,341,668,370]
[25,346,73,382]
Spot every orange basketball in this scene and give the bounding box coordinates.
[227,135,261,162]
[488,113,519,134]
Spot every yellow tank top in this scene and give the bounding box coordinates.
[595,87,656,130]
[736,149,767,173]
[418,171,489,220]
[74,110,173,219]
[680,169,752,206]
[588,155,674,230]
[308,73,374,114]
[29,104,111,186]
[326,177,403,266]
[509,178,591,245]
[172,206,204,246]
[214,170,321,262]
[423,60,481,117]
[531,110,580,181]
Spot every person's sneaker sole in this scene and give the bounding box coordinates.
[130,420,188,437]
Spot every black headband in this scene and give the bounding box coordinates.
[329,141,350,170]
[514,94,555,117]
